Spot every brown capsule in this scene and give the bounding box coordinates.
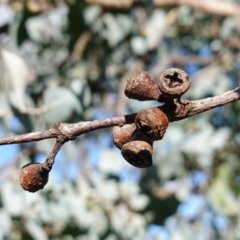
[19,163,49,192]
[157,68,191,100]
[124,70,161,101]
[112,123,137,149]
[135,107,169,141]
[121,140,153,168]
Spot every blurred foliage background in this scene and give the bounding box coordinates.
[1,0,240,239]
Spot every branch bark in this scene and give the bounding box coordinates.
[0,87,239,146]
[154,0,240,16]
[1,75,240,186]
[85,0,240,16]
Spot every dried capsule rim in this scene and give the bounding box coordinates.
[121,140,153,168]
[158,68,191,99]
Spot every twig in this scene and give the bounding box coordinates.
[85,0,240,16]
[154,0,240,16]
[70,31,92,62]
[1,66,240,187]
[183,87,240,119]
[42,139,65,172]
[0,115,134,146]
[148,7,179,51]
[164,87,240,121]
[0,87,240,147]
[85,0,132,8]
[2,75,240,192]
[170,55,213,66]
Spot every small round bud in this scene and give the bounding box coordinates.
[112,124,137,149]
[19,163,49,192]
[135,108,169,141]
[157,68,191,100]
[121,140,153,168]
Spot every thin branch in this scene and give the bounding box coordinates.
[170,55,213,66]
[0,115,135,146]
[148,7,179,51]
[85,0,240,16]
[169,87,240,121]
[0,128,59,145]
[70,31,92,62]
[0,88,240,146]
[85,0,132,8]
[185,87,240,118]
[159,0,240,16]
[42,140,65,172]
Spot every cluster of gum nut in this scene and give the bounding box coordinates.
[19,68,191,193]
[112,68,191,168]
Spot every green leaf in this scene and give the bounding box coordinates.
[43,86,82,125]
[0,47,31,110]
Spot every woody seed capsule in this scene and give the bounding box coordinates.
[125,70,161,101]
[112,123,137,149]
[121,140,153,168]
[19,163,49,192]
[157,68,191,100]
[135,107,169,141]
